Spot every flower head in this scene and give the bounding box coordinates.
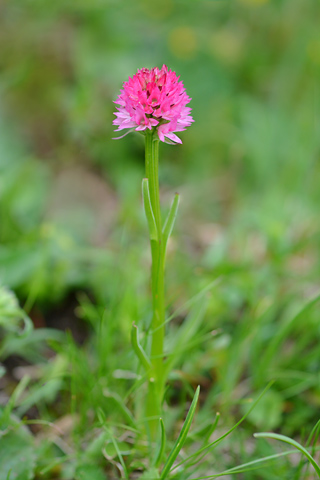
[113,65,194,144]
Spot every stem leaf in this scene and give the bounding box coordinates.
[142,178,158,241]
[131,323,151,373]
[162,193,179,249]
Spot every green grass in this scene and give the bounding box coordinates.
[1,0,320,478]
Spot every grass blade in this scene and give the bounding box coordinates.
[106,428,129,480]
[173,381,274,471]
[154,418,166,468]
[307,418,320,451]
[203,412,220,445]
[151,278,221,335]
[160,386,200,479]
[254,432,320,478]
[0,375,30,429]
[293,419,320,480]
[164,297,208,379]
[257,293,320,380]
[103,390,137,429]
[187,447,302,479]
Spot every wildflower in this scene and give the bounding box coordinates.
[113,65,193,144]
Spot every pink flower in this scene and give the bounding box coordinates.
[113,65,194,144]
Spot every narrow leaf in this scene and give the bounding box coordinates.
[203,412,220,445]
[142,178,158,241]
[104,428,129,480]
[160,386,200,479]
[254,432,320,478]
[162,193,180,248]
[187,447,301,479]
[307,418,320,449]
[173,381,274,471]
[0,375,30,429]
[103,390,137,428]
[257,293,320,379]
[294,419,320,480]
[311,422,320,465]
[152,278,221,334]
[188,412,220,446]
[164,297,208,379]
[131,323,151,373]
[154,418,166,468]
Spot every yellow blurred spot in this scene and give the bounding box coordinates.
[40,222,74,249]
[239,0,268,5]
[57,234,75,250]
[40,222,55,239]
[209,29,245,65]
[168,26,197,60]
[307,39,320,65]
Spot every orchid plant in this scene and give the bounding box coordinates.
[113,65,197,474]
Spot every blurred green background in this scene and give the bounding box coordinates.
[1,0,319,301]
[1,0,320,445]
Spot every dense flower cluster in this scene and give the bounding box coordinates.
[113,65,193,144]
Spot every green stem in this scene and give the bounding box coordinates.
[145,129,165,440]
